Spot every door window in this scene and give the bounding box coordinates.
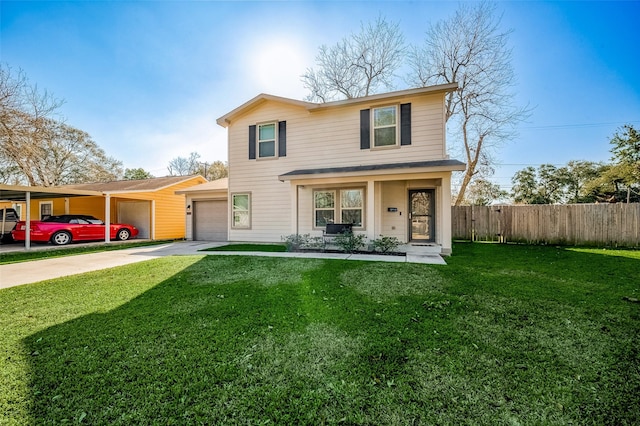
[409,190,435,242]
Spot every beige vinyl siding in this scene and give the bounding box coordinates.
[228,93,449,243]
[381,181,407,241]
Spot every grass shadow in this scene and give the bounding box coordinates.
[14,245,640,424]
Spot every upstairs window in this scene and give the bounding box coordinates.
[373,106,397,147]
[360,103,410,149]
[258,123,277,158]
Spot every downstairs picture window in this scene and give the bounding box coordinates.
[232,193,251,229]
[314,188,364,228]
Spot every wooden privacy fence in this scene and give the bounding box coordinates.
[452,204,640,247]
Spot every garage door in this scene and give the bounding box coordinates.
[194,200,228,241]
[118,201,151,239]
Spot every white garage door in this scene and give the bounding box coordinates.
[194,200,228,241]
[118,201,151,239]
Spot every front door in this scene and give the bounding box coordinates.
[409,189,435,242]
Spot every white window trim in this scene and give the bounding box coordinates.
[257,122,278,159]
[39,200,53,220]
[313,188,365,230]
[371,105,399,149]
[231,193,251,229]
[313,190,336,228]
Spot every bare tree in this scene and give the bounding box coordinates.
[302,15,405,102]
[407,2,530,205]
[0,64,122,185]
[167,152,200,176]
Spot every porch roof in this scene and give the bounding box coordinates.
[278,159,466,181]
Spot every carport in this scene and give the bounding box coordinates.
[0,184,111,250]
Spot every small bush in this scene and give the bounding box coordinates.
[333,232,366,253]
[282,234,310,251]
[371,235,401,253]
[281,234,325,251]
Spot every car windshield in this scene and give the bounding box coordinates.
[42,215,103,224]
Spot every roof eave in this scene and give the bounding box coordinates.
[278,161,466,182]
[216,94,315,128]
[306,83,459,112]
[216,83,459,127]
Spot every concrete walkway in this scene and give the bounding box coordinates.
[0,241,445,289]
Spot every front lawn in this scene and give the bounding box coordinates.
[1,243,638,425]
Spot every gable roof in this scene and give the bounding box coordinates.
[216,83,458,127]
[63,175,206,194]
[216,94,314,127]
[175,177,228,194]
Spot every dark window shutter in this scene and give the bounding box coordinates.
[400,103,411,146]
[278,121,286,157]
[248,125,256,159]
[360,109,370,149]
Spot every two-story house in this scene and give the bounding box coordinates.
[209,83,466,255]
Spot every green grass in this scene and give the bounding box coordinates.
[1,243,638,425]
[202,243,287,252]
[0,240,173,265]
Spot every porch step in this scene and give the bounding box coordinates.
[400,244,442,255]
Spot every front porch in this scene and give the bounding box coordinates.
[279,160,466,256]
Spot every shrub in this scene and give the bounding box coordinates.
[281,234,310,251]
[371,235,401,253]
[281,234,325,251]
[333,232,367,253]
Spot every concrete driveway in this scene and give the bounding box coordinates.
[0,241,222,289]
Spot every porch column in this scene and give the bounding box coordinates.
[366,180,375,241]
[441,173,453,254]
[290,183,298,235]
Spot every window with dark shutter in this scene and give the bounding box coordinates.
[400,103,411,146]
[278,121,286,157]
[248,125,256,159]
[360,109,370,149]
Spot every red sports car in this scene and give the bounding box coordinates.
[12,214,139,245]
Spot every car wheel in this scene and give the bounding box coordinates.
[117,228,131,241]
[51,231,72,245]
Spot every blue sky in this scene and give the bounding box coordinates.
[2,1,639,192]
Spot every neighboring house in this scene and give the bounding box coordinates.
[19,175,206,240]
[207,83,465,254]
